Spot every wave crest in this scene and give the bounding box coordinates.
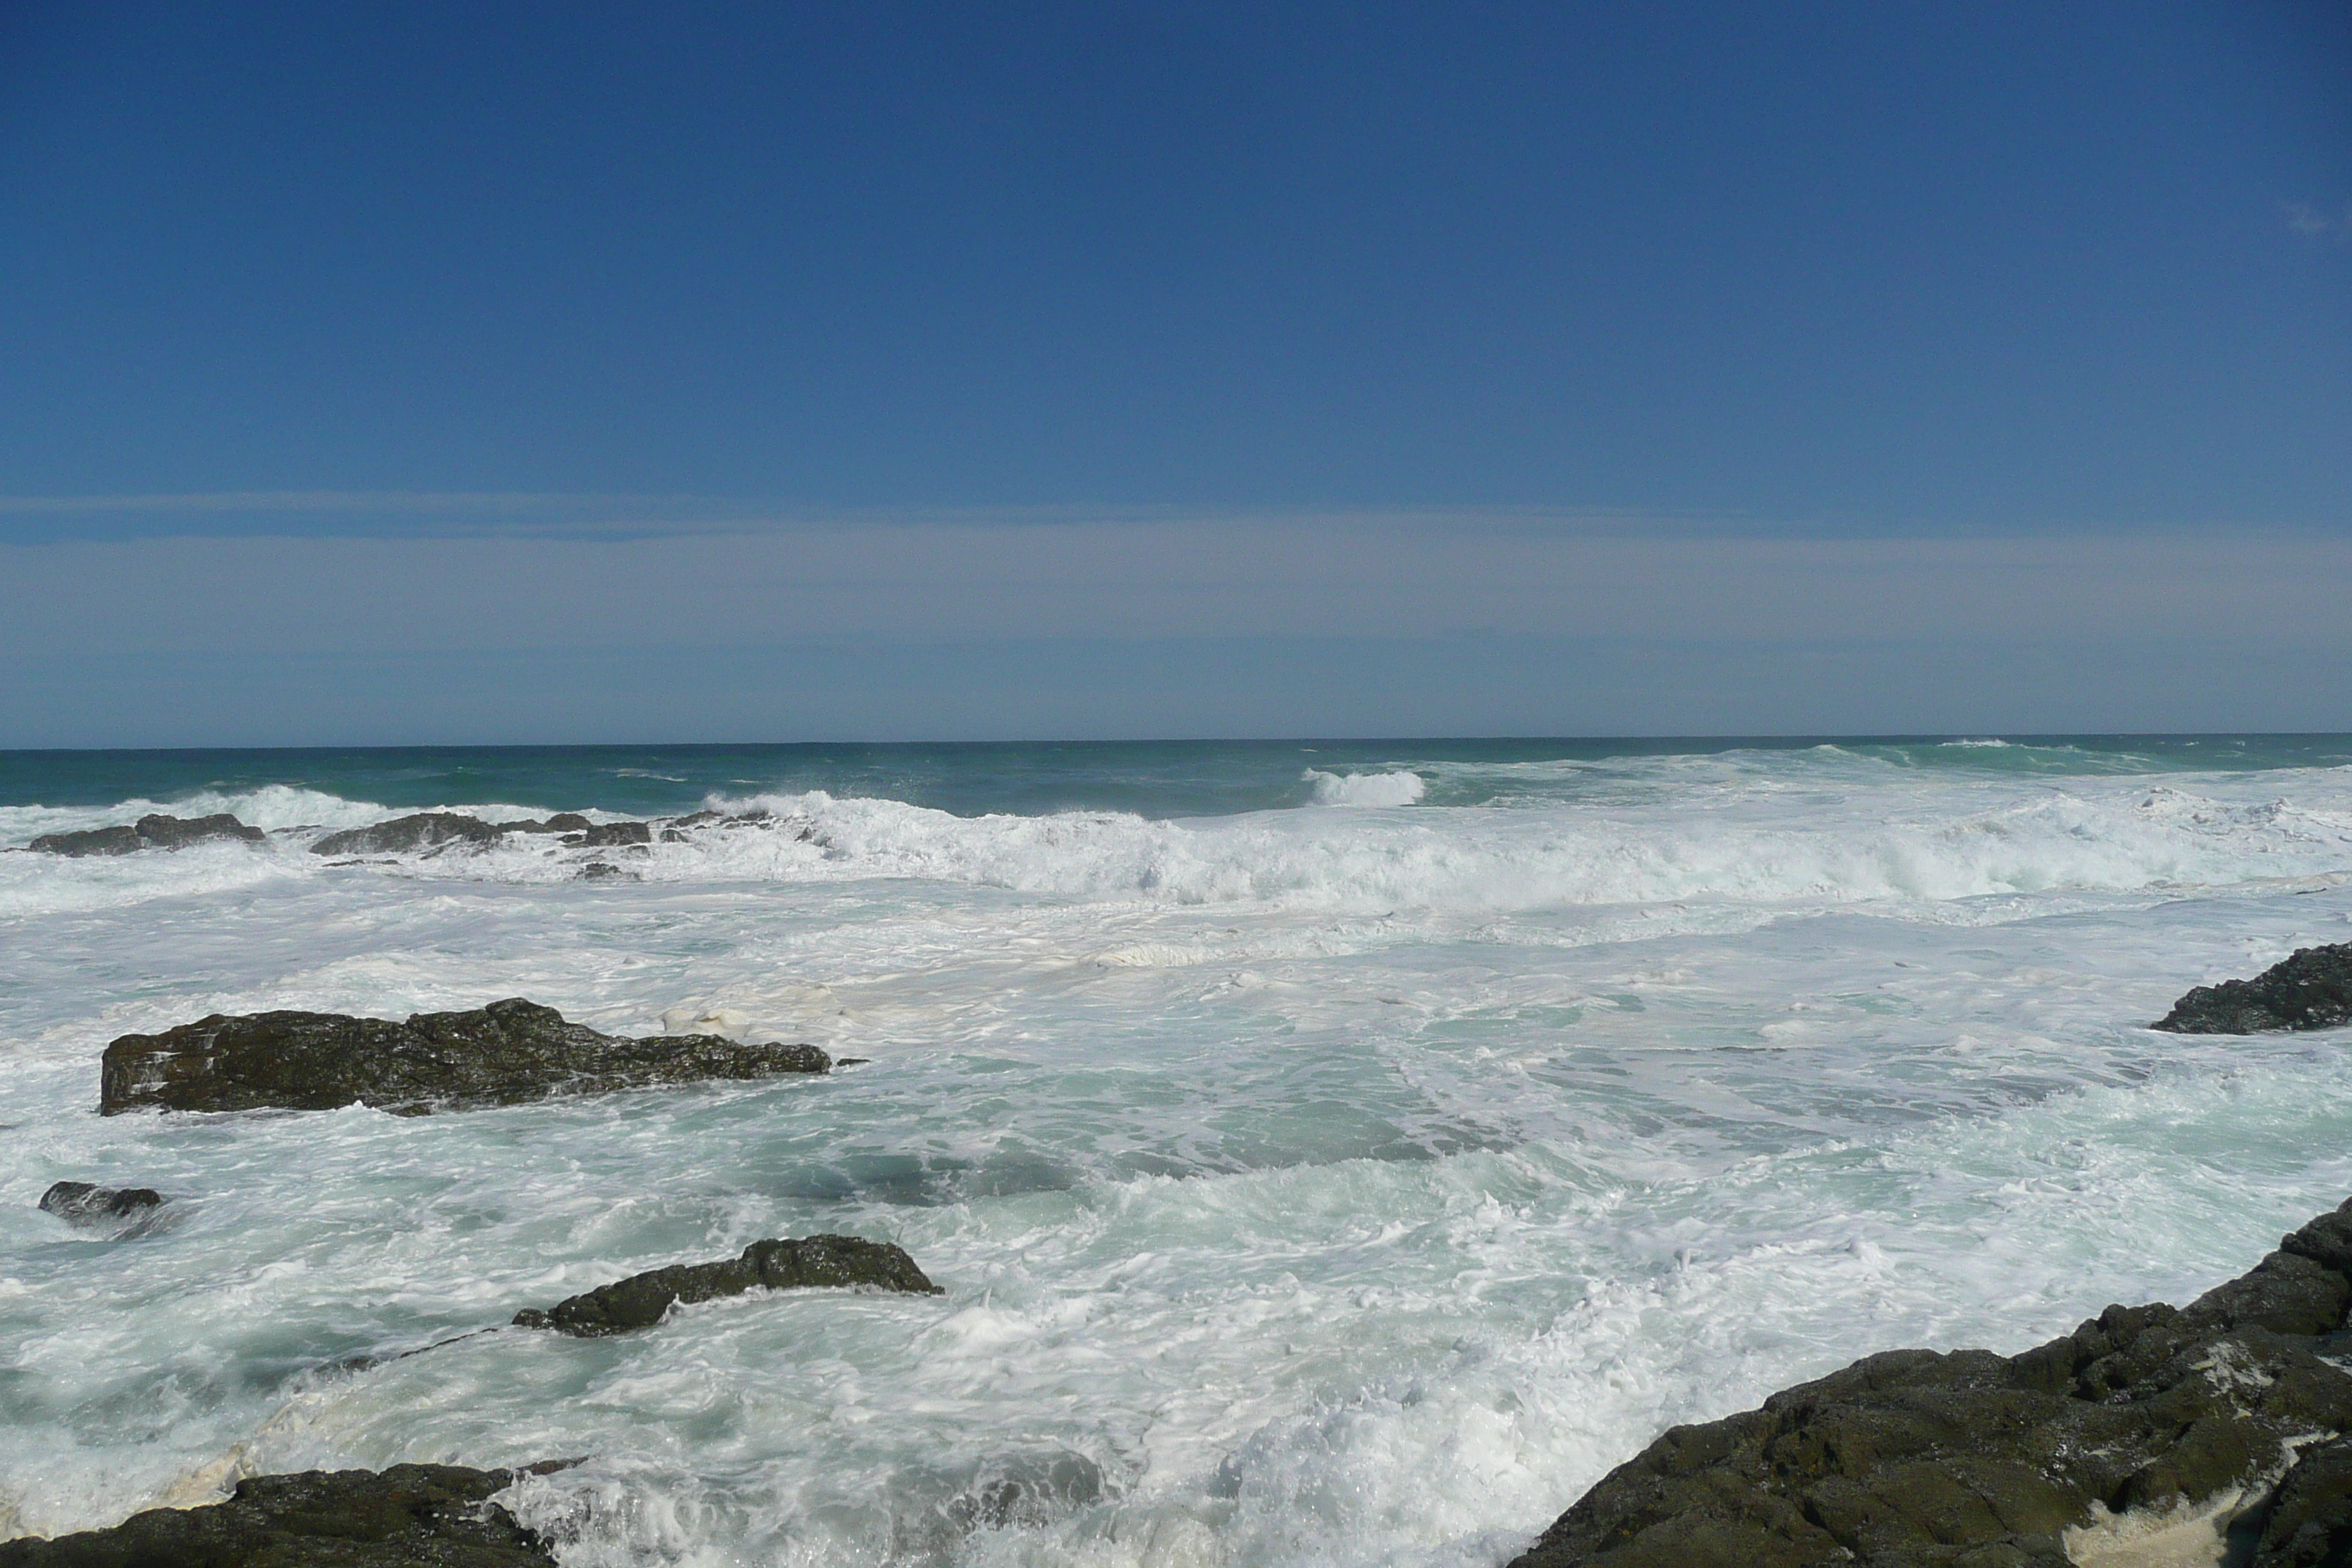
[1304,769,1427,807]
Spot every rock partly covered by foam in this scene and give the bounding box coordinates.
[310,812,510,856]
[37,1181,165,1226]
[1507,1196,2352,1568]
[99,997,829,1115]
[514,1235,941,1335]
[2153,943,2352,1034]
[28,813,264,857]
[0,1463,558,1567]
[310,811,663,857]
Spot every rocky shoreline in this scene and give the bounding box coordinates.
[13,936,2352,1563]
[1509,1195,2352,1568]
[20,804,779,865]
[15,1197,2352,1566]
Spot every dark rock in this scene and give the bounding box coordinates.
[38,1181,165,1225]
[0,1462,556,1567]
[310,813,508,856]
[513,1234,941,1335]
[562,821,651,848]
[576,862,638,881]
[2255,1436,2352,1567]
[27,824,141,856]
[29,813,265,857]
[1506,1198,2352,1568]
[99,997,830,1115]
[2155,943,2352,1033]
[506,813,595,834]
[667,809,770,829]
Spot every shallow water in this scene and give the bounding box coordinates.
[3,736,2351,1566]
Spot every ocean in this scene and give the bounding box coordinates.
[4,736,2351,1566]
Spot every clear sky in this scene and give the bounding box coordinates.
[2,1,2348,745]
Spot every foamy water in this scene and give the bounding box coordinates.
[3,739,2351,1564]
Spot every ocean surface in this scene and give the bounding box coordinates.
[4,736,2352,1565]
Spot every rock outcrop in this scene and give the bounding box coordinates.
[99,997,829,1115]
[29,813,264,856]
[308,812,661,856]
[2154,943,2352,1034]
[37,1181,165,1226]
[309,813,509,856]
[1507,1196,2352,1568]
[0,1463,557,1567]
[514,1235,941,1335]
[565,821,650,848]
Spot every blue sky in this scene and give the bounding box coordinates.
[1,2,2348,744]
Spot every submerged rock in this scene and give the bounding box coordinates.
[37,1180,165,1226]
[0,1463,557,1567]
[29,813,264,856]
[1507,1196,2352,1568]
[309,813,508,855]
[99,997,830,1115]
[2154,943,2352,1033]
[513,1234,941,1335]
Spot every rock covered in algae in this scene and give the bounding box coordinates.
[99,997,829,1115]
[0,1463,559,1567]
[1506,1196,2352,1568]
[2153,942,2352,1034]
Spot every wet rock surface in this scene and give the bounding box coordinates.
[29,813,264,856]
[1507,1196,2352,1568]
[0,1462,557,1567]
[564,820,651,848]
[513,1235,941,1335]
[37,1181,165,1226]
[99,997,830,1115]
[309,812,508,856]
[2154,943,2352,1034]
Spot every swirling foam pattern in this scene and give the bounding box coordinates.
[2,739,2351,1567]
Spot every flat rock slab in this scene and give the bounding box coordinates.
[0,1462,557,1567]
[515,1235,942,1335]
[2155,943,2352,1033]
[37,1181,165,1226]
[1506,1197,2352,1568]
[100,997,829,1115]
[29,813,264,856]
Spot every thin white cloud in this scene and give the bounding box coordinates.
[4,521,2350,656]
[2285,202,2352,240]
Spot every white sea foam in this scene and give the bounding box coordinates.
[4,748,2352,1564]
[1305,769,1428,808]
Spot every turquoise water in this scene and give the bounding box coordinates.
[3,736,2351,1564]
[4,734,2348,819]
